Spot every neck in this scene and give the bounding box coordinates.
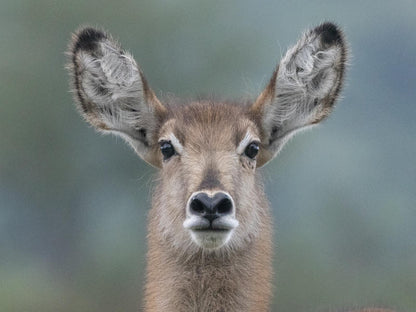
[144,198,273,312]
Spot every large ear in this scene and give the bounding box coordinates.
[67,27,167,167]
[251,22,348,167]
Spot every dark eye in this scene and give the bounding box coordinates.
[244,142,259,159]
[160,141,176,160]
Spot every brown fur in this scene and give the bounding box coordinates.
[144,102,272,311]
[67,23,398,312]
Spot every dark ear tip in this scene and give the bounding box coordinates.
[72,27,107,53]
[315,22,344,46]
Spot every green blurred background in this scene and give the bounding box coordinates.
[1,1,415,311]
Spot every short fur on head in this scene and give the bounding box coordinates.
[66,23,369,312]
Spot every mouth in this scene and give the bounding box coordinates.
[183,216,239,249]
[188,221,235,232]
[183,215,238,232]
[193,227,229,232]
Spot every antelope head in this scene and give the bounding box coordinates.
[68,22,347,253]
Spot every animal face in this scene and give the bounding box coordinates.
[68,23,347,252]
[151,102,267,250]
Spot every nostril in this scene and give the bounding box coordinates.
[190,198,205,215]
[216,198,232,215]
[188,192,234,219]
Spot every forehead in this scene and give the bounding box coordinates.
[159,101,258,148]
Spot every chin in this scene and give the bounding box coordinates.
[190,229,235,249]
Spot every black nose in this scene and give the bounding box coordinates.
[189,192,233,222]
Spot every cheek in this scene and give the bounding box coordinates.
[240,157,256,170]
[156,163,190,234]
[231,166,259,231]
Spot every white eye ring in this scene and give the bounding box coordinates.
[159,132,184,156]
[236,130,260,155]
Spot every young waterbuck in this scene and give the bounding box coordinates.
[68,23,396,312]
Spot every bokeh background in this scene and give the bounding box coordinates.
[1,1,415,311]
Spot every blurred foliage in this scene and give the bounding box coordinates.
[0,1,415,311]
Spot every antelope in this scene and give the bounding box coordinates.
[68,23,397,312]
